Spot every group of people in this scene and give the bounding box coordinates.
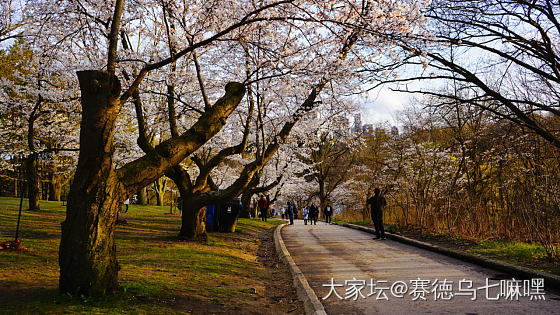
[281,202,334,226]
[302,204,318,225]
[256,187,387,241]
[285,187,386,241]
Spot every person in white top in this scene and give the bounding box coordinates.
[302,207,309,225]
[123,198,130,213]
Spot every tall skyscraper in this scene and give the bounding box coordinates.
[351,114,362,134]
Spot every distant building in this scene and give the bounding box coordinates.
[351,114,362,134]
[362,124,374,135]
[350,115,398,138]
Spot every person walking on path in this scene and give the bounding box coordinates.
[123,198,130,213]
[302,206,309,225]
[367,188,386,240]
[258,195,268,222]
[309,203,318,225]
[324,203,333,224]
[287,201,295,225]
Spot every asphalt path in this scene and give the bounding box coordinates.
[282,220,560,314]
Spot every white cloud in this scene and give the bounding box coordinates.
[358,87,411,125]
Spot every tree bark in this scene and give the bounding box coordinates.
[25,153,40,210]
[59,70,123,296]
[153,176,167,206]
[178,191,207,241]
[319,180,326,218]
[42,180,49,200]
[48,176,62,201]
[166,166,209,240]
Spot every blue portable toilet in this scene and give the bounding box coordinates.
[206,204,216,232]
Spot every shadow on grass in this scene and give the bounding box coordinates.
[0,285,204,314]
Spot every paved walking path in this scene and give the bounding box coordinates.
[282,221,560,314]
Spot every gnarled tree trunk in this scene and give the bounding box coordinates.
[167,166,210,240]
[178,191,207,241]
[153,176,167,206]
[59,70,123,296]
[59,66,245,296]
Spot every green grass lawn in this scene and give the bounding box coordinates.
[0,197,284,314]
[467,239,560,274]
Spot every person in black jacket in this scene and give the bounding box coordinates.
[324,204,333,224]
[309,203,318,225]
[287,201,295,225]
[367,188,387,240]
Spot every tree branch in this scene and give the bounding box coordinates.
[118,82,246,193]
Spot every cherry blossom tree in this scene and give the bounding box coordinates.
[0,34,80,208]
[12,0,428,296]
[381,0,560,148]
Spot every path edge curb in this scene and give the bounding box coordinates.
[274,223,328,315]
[334,222,560,290]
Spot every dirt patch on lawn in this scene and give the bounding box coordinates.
[256,227,304,315]
[169,225,305,315]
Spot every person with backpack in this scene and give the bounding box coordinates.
[324,203,333,224]
[367,188,387,240]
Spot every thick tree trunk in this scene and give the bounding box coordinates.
[25,153,40,210]
[166,165,209,240]
[136,187,147,205]
[42,181,49,200]
[240,192,252,218]
[178,191,207,241]
[59,70,123,296]
[48,176,62,201]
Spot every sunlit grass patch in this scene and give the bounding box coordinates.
[470,239,550,262]
[0,197,282,313]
